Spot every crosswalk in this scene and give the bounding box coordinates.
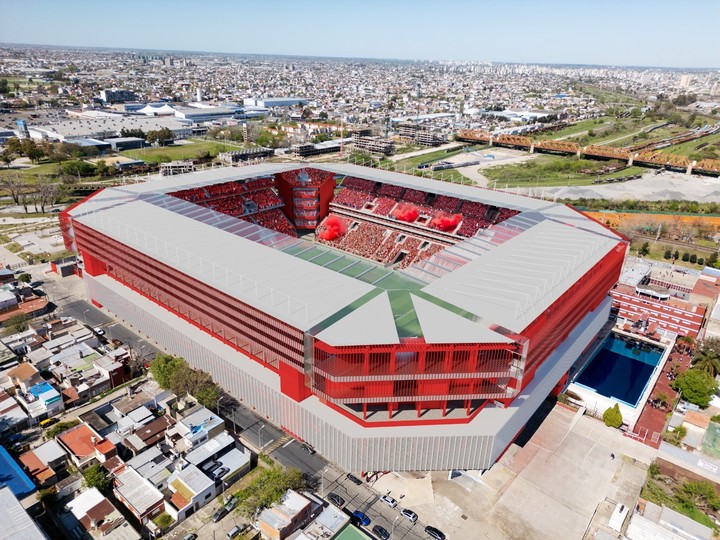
[264,434,292,454]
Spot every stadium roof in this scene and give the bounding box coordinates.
[70,164,623,339]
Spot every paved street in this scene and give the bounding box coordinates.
[38,274,431,539]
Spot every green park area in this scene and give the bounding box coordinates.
[483,155,645,188]
[120,140,241,164]
[659,131,720,160]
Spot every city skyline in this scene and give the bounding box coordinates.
[1,0,719,69]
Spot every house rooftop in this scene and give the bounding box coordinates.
[57,423,115,459]
[114,467,163,516]
[0,485,47,539]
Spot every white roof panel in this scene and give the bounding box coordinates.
[76,200,373,331]
[316,292,399,346]
[411,295,512,344]
[423,218,621,332]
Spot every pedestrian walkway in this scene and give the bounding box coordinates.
[264,434,292,454]
[628,340,693,448]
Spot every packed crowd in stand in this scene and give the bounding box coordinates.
[333,187,372,209]
[277,168,335,187]
[243,188,284,211]
[372,197,398,216]
[330,179,520,239]
[170,177,276,204]
[205,194,247,216]
[317,213,446,268]
[342,177,375,192]
[169,179,297,237]
[253,209,297,237]
[432,195,462,213]
[377,183,405,198]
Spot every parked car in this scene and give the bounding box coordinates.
[424,525,446,540]
[372,525,390,539]
[93,326,105,336]
[301,442,316,454]
[379,494,397,508]
[224,498,238,512]
[351,510,371,527]
[401,508,418,523]
[346,473,363,485]
[328,493,345,507]
[212,507,228,523]
[227,526,241,539]
[214,467,230,480]
[182,534,198,540]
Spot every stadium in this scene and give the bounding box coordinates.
[60,163,627,472]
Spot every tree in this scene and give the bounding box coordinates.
[5,314,28,335]
[682,252,690,262]
[17,273,31,283]
[663,249,672,260]
[46,419,80,438]
[95,160,111,177]
[673,250,680,261]
[692,338,720,377]
[671,368,719,408]
[0,150,13,168]
[147,128,174,146]
[654,391,670,409]
[690,254,697,264]
[194,383,220,410]
[708,252,719,268]
[638,242,650,257]
[148,353,185,388]
[0,174,26,205]
[82,464,111,492]
[602,403,623,428]
[678,480,720,513]
[36,486,57,510]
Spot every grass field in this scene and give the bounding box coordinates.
[482,155,638,187]
[534,117,613,141]
[121,140,239,163]
[658,131,720,157]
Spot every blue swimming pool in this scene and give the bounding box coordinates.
[575,334,664,408]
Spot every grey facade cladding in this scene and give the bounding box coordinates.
[85,273,609,472]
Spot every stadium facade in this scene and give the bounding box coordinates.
[60,164,626,471]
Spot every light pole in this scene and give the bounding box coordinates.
[216,394,226,416]
[391,515,400,537]
[321,467,328,498]
[82,309,89,326]
[258,424,265,453]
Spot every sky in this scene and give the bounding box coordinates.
[1,0,718,69]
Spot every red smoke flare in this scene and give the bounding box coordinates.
[430,211,462,231]
[318,215,347,240]
[392,203,419,223]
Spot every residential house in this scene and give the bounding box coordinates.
[296,503,350,540]
[166,406,224,452]
[19,439,67,487]
[0,389,28,436]
[125,447,172,490]
[57,422,117,470]
[259,490,313,540]
[15,380,64,420]
[63,487,140,540]
[166,463,216,521]
[122,414,174,457]
[113,467,165,525]
[7,362,43,394]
